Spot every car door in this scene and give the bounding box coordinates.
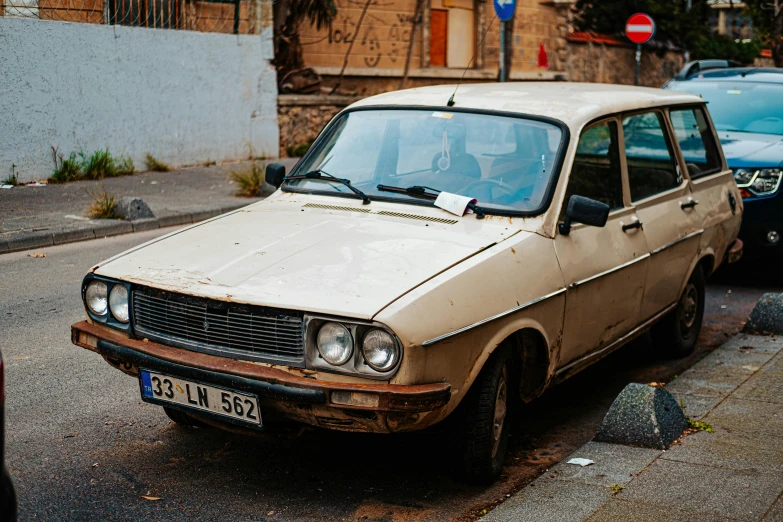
[555,118,649,367]
[669,105,742,265]
[621,109,702,321]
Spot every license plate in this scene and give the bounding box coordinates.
[140,370,262,427]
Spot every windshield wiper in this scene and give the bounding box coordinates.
[286,170,371,205]
[376,184,485,219]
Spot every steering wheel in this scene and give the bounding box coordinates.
[461,178,517,202]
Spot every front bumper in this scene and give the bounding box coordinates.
[71,321,451,433]
[739,193,783,253]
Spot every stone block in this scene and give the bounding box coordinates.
[115,196,155,221]
[744,293,783,334]
[594,383,687,450]
[6,229,53,252]
[131,218,160,232]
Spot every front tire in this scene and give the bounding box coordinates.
[651,265,705,358]
[455,347,512,483]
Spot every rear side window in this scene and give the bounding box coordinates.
[669,107,722,178]
[561,120,623,219]
[623,112,681,201]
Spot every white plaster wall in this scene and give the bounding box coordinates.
[0,18,278,182]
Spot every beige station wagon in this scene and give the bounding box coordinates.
[72,83,743,482]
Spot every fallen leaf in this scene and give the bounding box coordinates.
[647,382,665,388]
[91,463,99,467]
[141,496,162,501]
[27,253,46,258]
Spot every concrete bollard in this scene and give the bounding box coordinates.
[743,293,783,335]
[593,383,688,450]
[115,197,155,221]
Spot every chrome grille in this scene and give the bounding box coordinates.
[132,287,305,366]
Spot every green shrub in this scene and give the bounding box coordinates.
[50,152,83,183]
[286,142,312,158]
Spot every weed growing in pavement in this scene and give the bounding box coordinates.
[609,484,625,495]
[686,419,714,433]
[2,168,19,186]
[230,162,265,197]
[203,159,217,167]
[87,190,118,219]
[50,149,134,183]
[144,154,170,172]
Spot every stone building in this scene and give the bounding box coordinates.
[296,0,571,96]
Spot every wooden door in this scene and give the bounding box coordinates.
[430,9,448,67]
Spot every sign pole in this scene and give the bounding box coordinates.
[493,0,515,83]
[635,44,641,86]
[625,13,655,86]
[500,22,506,82]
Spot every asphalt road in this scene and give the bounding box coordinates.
[1,230,777,521]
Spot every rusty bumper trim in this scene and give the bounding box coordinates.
[98,339,326,404]
[72,321,451,413]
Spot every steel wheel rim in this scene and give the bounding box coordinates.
[491,366,508,459]
[679,282,698,331]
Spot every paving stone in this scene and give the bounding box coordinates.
[483,479,612,522]
[91,220,133,238]
[732,352,783,405]
[663,428,783,473]
[705,397,783,440]
[765,497,783,522]
[5,229,53,252]
[51,225,95,245]
[665,393,720,420]
[546,442,661,488]
[744,293,783,334]
[190,208,221,222]
[594,383,687,449]
[619,458,783,520]
[156,213,193,228]
[587,498,741,522]
[131,218,160,232]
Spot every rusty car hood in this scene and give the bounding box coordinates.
[94,199,520,319]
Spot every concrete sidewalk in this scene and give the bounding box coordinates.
[484,333,783,522]
[0,158,298,254]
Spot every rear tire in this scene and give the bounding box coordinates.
[651,265,705,358]
[455,346,512,484]
[163,406,210,428]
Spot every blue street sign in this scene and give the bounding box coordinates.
[494,0,516,22]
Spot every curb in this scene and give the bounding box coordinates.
[0,203,248,255]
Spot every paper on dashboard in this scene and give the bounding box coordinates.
[434,191,476,217]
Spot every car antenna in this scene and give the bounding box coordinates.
[447,12,498,107]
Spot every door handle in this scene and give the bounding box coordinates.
[622,219,643,232]
[681,198,699,210]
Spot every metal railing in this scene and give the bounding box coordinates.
[1,0,268,34]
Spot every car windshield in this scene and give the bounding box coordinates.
[669,80,783,136]
[286,109,566,214]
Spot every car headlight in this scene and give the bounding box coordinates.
[109,285,129,323]
[85,281,108,316]
[317,322,353,366]
[733,168,783,196]
[362,329,400,372]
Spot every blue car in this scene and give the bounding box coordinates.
[664,61,783,255]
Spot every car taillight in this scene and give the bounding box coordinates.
[739,188,752,199]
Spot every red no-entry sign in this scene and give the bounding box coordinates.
[625,13,655,44]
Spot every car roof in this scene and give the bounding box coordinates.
[347,82,703,130]
[672,67,783,84]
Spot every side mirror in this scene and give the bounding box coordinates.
[558,195,610,236]
[265,163,286,188]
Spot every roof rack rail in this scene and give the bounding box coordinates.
[675,60,742,80]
